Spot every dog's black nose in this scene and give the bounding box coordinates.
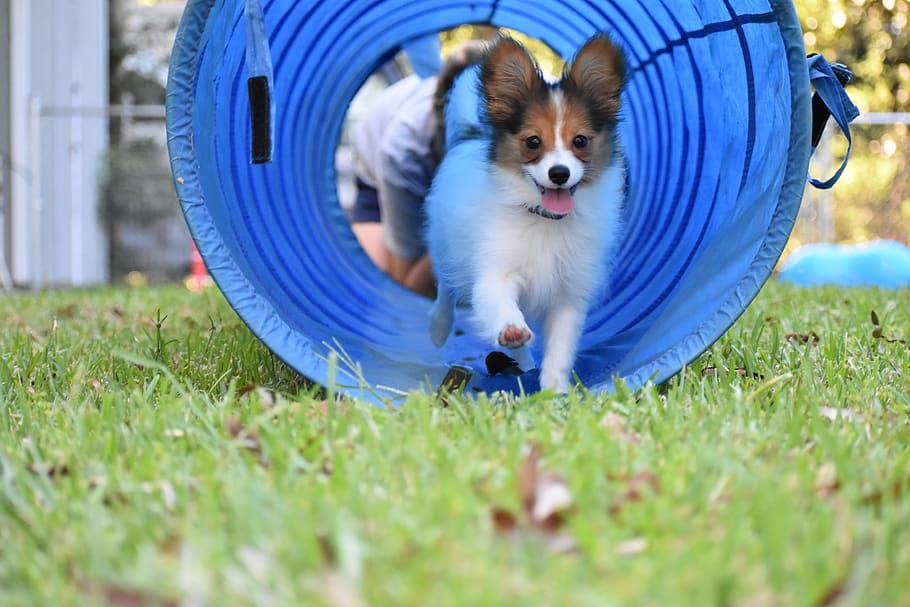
[548,165,570,185]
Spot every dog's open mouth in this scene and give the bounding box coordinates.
[534,181,578,216]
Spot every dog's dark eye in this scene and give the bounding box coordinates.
[573,135,589,149]
[525,136,542,150]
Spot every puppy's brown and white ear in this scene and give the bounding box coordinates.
[480,36,545,132]
[562,35,626,129]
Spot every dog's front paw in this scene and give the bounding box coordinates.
[498,324,533,349]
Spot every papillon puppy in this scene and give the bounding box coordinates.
[425,34,626,393]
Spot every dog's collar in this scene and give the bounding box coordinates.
[525,205,568,220]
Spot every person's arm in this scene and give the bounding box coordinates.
[374,176,434,295]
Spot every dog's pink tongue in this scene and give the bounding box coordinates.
[541,188,574,214]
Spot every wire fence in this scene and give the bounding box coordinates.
[798,112,910,247]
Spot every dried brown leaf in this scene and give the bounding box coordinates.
[490,444,579,553]
[77,579,178,607]
[530,472,573,527]
[491,508,519,533]
[519,443,542,518]
[225,416,262,456]
[319,570,367,607]
[702,366,761,379]
[870,309,907,343]
[818,407,865,424]
[307,400,351,420]
[237,384,277,407]
[626,470,661,501]
[600,411,641,443]
[314,535,366,607]
[237,383,258,398]
[316,533,338,566]
[543,531,579,554]
[815,580,847,606]
[607,470,661,517]
[785,332,820,346]
[861,471,910,506]
[616,537,647,556]
[26,462,71,479]
[815,462,840,499]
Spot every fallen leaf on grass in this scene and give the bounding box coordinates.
[304,399,351,421]
[815,580,847,607]
[870,310,907,344]
[237,384,277,407]
[815,462,840,499]
[225,416,262,457]
[733,591,785,607]
[615,537,647,556]
[600,411,641,444]
[491,443,578,553]
[490,508,519,533]
[77,579,178,607]
[319,571,367,607]
[520,444,574,529]
[701,366,758,379]
[26,462,71,479]
[818,407,865,424]
[786,332,820,346]
[607,470,661,517]
[315,534,367,607]
[861,470,910,506]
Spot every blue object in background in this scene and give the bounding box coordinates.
[779,240,910,288]
[166,0,856,405]
[402,33,443,78]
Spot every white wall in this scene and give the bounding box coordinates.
[7,0,109,288]
[1,0,12,288]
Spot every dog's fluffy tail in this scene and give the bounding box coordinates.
[440,66,488,152]
[431,41,488,159]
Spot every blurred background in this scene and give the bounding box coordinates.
[0,0,907,290]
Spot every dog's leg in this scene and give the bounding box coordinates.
[539,304,586,393]
[428,285,455,347]
[472,273,533,349]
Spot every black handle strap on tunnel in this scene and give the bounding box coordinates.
[806,54,860,190]
[248,76,272,164]
[436,365,473,405]
[809,54,853,148]
[245,0,275,164]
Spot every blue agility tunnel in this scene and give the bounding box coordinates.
[167,0,855,403]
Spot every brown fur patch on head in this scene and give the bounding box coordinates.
[562,35,626,131]
[561,93,614,181]
[492,97,560,171]
[480,36,548,133]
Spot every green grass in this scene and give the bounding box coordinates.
[1,282,908,606]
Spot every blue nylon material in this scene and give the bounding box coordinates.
[167,0,814,404]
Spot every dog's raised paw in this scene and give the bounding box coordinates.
[498,324,533,349]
